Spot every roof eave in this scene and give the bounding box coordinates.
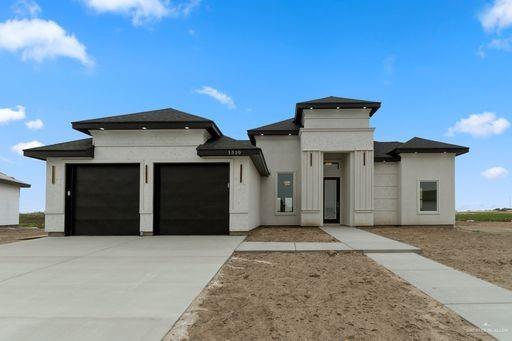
[23,147,95,161]
[247,129,299,144]
[294,102,381,124]
[0,179,31,188]
[72,121,223,138]
[393,147,470,156]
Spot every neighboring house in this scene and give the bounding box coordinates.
[0,172,30,226]
[24,96,468,236]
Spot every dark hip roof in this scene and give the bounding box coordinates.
[72,107,222,138]
[197,136,270,176]
[295,96,381,124]
[374,137,469,162]
[0,172,30,188]
[23,138,94,160]
[393,137,469,156]
[247,118,300,144]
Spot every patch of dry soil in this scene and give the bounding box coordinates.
[245,226,337,242]
[0,227,46,245]
[367,224,512,291]
[167,252,491,341]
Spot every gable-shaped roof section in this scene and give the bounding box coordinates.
[295,96,381,124]
[247,118,300,144]
[23,138,94,160]
[394,137,469,156]
[0,172,30,188]
[72,107,222,138]
[197,136,270,176]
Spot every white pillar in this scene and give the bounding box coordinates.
[300,150,323,226]
[352,150,374,226]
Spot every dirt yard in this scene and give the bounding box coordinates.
[367,222,512,291]
[167,252,491,341]
[0,227,47,245]
[245,226,337,242]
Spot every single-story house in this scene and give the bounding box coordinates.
[24,96,468,236]
[0,172,30,226]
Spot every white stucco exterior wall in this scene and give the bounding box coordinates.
[374,162,399,225]
[44,129,260,234]
[398,153,456,225]
[302,108,372,129]
[0,184,20,226]
[255,135,301,226]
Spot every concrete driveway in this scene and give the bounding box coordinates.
[0,236,244,341]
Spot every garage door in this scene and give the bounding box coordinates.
[65,164,140,235]
[154,163,229,235]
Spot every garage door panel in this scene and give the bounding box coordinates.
[68,164,140,236]
[156,163,229,235]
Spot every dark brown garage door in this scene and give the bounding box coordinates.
[154,163,229,235]
[65,164,140,235]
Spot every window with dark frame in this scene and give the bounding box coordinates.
[419,181,438,212]
[276,173,294,213]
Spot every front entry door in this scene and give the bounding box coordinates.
[323,178,340,224]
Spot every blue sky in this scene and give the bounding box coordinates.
[1,0,511,212]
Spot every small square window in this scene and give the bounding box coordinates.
[276,173,294,213]
[419,181,438,212]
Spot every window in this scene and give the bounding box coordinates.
[419,181,438,212]
[276,173,294,213]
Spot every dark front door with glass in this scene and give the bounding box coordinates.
[323,177,340,224]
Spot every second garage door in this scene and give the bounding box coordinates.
[154,163,229,235]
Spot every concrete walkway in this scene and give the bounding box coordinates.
[0,236,244,341]
[236,242,351,252]
[236,226,420,253]
[322,226,421,253]
[368,253,512,340]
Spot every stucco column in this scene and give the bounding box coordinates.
[300,150,323,226]
[352,150,374,226]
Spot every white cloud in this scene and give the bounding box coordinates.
[12,0,42,18]
[447,112,510,138]
[0,18,92,66]
[480,0,512,32]
[481,166,509,180]
[382,55,396,76]
[0,105,26,124]
[478,36,512,57]
[82,0,201,26]
[11,140,43,155]
[25,118,44,130]
[195,86,236,109]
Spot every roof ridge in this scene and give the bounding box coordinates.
[72,107,211,124]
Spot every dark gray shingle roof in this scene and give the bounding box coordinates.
[0,172,30,188]
[74,108,211,124]
[247,118,300,144]
[395,137,469,156]
[297,96,380,106]
[197,136,270,176]
[24,138,94,160]
[72,107,222,138]
[374,141,403,161]
[295,96,381,122]
[197,136,255,151]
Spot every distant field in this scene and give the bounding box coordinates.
[456,211,512,222]
[19,212,45,229]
